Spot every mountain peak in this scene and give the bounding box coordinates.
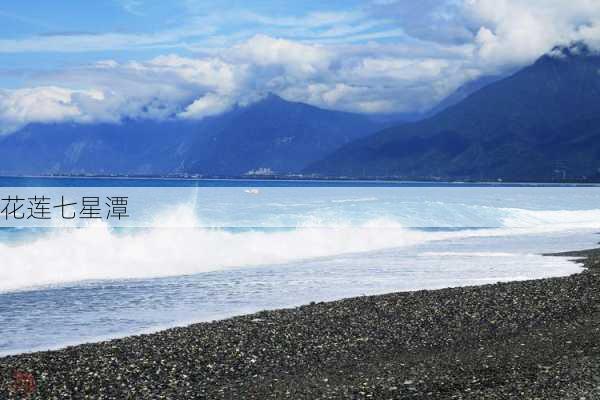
[257,92,287,105]
[243,92,295,112]
[547,41,596,60]
[310,43,600,180]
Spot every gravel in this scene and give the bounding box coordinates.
[1,249,599,399]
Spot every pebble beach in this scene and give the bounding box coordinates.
[1,249,599,399]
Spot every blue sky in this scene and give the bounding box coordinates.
[0,0,599,133]
[0,0,410,90]
[0,1,397,67]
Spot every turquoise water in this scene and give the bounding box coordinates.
[0,177,599,355]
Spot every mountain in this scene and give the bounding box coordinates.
[308,43,600,180]
[0,94,384,176]
[424,74,503,117]
[0,119,218,176]
[186,94,385,175]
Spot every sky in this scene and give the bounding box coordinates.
[0,0,600,133]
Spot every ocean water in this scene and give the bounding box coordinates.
[0,178,599,356]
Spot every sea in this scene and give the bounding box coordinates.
[1,177,599,356]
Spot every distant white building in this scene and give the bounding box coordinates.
[245,167,275,176]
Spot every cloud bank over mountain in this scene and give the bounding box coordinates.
[1,0,600,133]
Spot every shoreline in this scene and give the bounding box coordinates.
[1,175,599,187]
[1,250,599,398]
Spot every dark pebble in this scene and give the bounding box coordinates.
[1,249,600,399]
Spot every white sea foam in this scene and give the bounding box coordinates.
[330,197,378,203]
[500,208,600,229]
[419,252,533,257]
[0,208,436,291]
[1,199,599,292]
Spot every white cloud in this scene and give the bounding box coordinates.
[0,33,514,134]
[0,87,102,134]
[179,92,233,119]
[3,1,600,133]
[366,0,475,44]
[464,0,600,67]
[344,57,451,82]
[232,35,331,76]
[149,54,247,93]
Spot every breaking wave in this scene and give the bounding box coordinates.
[1,202,599,292]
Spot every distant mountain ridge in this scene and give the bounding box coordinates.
[3,43,598,181]
[308,43,600,180]
[186,94,385,175]
[0,94,385,176]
